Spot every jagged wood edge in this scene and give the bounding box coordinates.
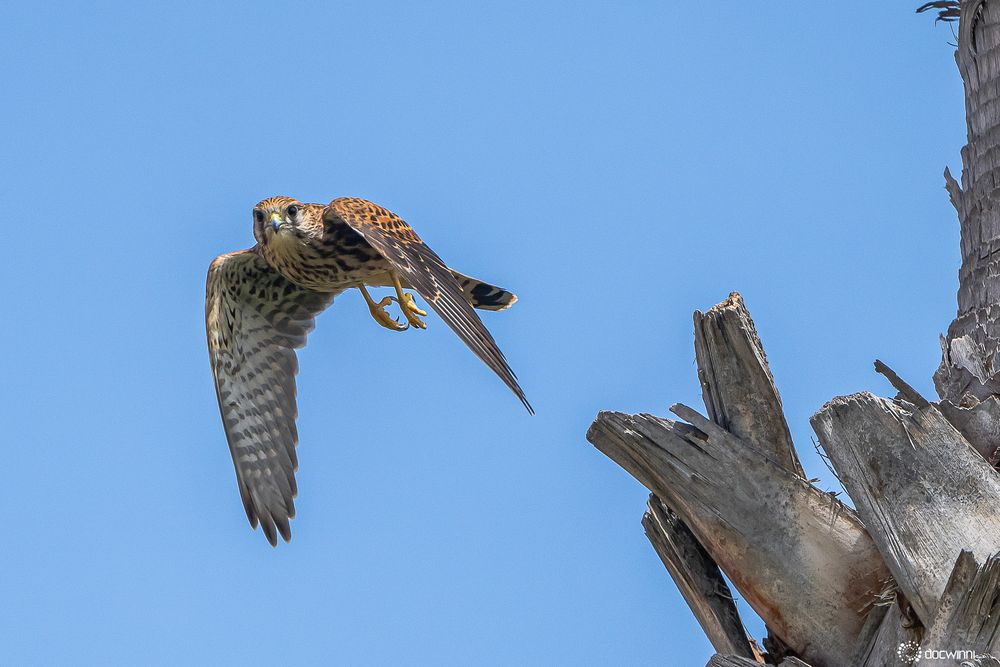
[642,494,761,660]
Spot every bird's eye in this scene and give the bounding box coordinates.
[287,205,299,218]
[253,209,265,223]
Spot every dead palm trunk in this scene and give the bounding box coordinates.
[585,2,1000,665]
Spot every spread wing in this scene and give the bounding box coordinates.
[325,197,532,413]
[205,249,337,545]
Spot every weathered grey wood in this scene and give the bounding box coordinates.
[935,332,1000,405]
[587,405,889,667]
[850,599,924,667]
[811,393,1000,623]
[937,396,1000,463]
[870,361,1000,465]
[870,359,1000,465]
[935,0,1000,406]
[706,656,763,667]
[706,656,810,667]
[689,290,813,662]
[694,292,804,477]
[918,550,1000,665]
[642,494,760,661]
[875,359,930,408]
[762,630,802,665]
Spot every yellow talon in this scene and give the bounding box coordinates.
[401,292,428,329]
[403,293,427,317]
[359,286,408,332]
[371,296,409,331]
[390,272,427,329]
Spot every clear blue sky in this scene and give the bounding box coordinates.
[1,2,964,664]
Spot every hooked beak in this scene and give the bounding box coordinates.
[269,212,283,231]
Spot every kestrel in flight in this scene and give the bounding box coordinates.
[206,196,531,546]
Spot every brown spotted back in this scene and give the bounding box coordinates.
[328,197,424,245]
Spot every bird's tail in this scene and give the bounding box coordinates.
[449,269,518,311]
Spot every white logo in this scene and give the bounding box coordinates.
[896,641,997,665]
[898,641,921,664]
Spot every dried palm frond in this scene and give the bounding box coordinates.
[916,0,961,23]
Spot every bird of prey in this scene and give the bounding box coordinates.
[206,196,531,546]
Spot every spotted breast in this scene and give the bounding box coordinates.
[255,200,391,292]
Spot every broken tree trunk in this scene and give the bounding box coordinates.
[693,293,804,478]
[587,293,892,666]
[811,395,1000,622]
[584,3,1000,664]
[937,0,1000,411]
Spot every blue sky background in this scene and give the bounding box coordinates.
[1,2,965,664]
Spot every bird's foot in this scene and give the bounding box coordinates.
[368,296,409,331]
[400,292,428,329]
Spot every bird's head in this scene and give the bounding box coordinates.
[252,196,321,246]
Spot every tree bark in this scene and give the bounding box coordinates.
[811,394,1000,623]
[936,0,1000,407]
[849,600,923,667]
[916,549,1000,665]
[937,396,1000,462]
[706,656,810,667]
